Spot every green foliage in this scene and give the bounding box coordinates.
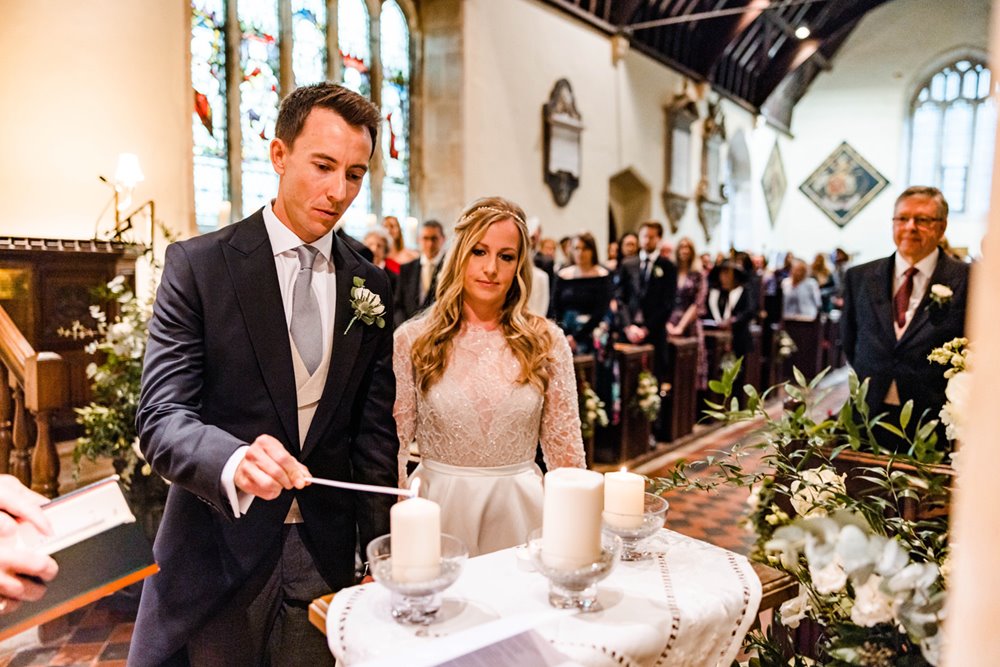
[647,360,952,666]
[59,276,152,486]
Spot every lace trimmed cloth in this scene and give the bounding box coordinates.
[393,318,586,485]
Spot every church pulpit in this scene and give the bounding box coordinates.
[664,336,698,442]
[594,343,654,465]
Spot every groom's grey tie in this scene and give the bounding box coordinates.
[291,244,322,375]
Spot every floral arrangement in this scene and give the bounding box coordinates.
[928,337,970,442]
[649,361,951,666]
[59,276,152,485]
[633,369,661,422]
[579,381,609,440]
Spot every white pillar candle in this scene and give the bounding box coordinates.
[390,496,441,583]
[603,470,645,529]
[541,468,604,570]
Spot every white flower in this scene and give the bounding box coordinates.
[850,574,894,627]
[920,633,942,666]
[654,266,664,278]
[107,275,126,291]
[930,284,952,299]
[810,557,847,595]
[779,588,811,628]
[746,484,762,512]
[789,467,846,518]
[940,371,973,441]
[344,277,386,334]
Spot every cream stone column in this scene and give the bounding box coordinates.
[942,2,1000,663]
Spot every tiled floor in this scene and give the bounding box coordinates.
[0,370,848,664]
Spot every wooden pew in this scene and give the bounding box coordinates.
[783,316,825,379]
[700,327,733,414]
[573,354,597,468]
[594,343,654,465]
[664,336,698,442]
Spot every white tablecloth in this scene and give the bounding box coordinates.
[327,529,761,667]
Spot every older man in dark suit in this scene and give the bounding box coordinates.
[394,220,445,323]
[842,185,969,449]
[130,83,397,666]
[617,221,677,440]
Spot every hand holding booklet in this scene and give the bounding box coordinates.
[0,476,158,640]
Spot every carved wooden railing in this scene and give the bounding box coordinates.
[0,303,66,497]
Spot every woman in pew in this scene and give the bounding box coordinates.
[393,197,586,557]
[551,232,612,354]
[667,237,708,390]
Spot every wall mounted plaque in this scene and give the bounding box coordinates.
[696,99,727,242]
[543,79,584,207]
[799,141,889,227]
[662,93,699,234]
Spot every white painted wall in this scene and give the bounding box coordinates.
[0,0,192,241]
[778,0,991,264]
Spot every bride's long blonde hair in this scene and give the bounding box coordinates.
[410,197,553,395]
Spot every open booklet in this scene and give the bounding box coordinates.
[0,476,158,640]
[356,611,584,667]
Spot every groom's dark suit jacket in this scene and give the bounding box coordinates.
[130,211,397,664]
[842,248,969,421]
[616,254,677,377]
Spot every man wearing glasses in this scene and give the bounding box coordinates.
[841,185,969,451]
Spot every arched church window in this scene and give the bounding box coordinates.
[380,0,411,225]
[190,0,414,234]
[908,57,994,215]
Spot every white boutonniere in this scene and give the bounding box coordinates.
[929,284,953,307]
[654,266,664,279]
[345,277,386,334]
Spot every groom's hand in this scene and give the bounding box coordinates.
[234,435,310,500]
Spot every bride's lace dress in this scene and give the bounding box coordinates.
[394,318,585,556]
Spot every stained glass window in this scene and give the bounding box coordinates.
[191,0,412,233]
[292,0,327,86]
[238,1,281,218]
[191,0,228,231]
[380,0,410,223]
[909,58,994,214]
[338,0,371,99]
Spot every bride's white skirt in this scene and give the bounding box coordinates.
[408,459,543,557]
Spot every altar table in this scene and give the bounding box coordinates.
[321,529,762,667]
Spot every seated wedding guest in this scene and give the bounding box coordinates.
[539,236,558,261]
[700,252,714,276]
[552,232,612,354]
[393,197,586,557]
[831,247,851,309]
[810,252,837,312]
[383,214,417,271]
[395,220,446,323]
[605,240,620,271]
[557,235,574,271]
[667,237,708,390]
[363,229,397,292]
[618,232,639,263]
[0,475,59,616]
[782,258,822,320]
[707,260,755,380]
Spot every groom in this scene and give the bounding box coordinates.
[129,83,397,666]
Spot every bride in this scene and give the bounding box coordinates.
[393,197,586,556]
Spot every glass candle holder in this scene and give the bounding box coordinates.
[526,528,621,612]
[366,534,468,625]
[602,493,668,561]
